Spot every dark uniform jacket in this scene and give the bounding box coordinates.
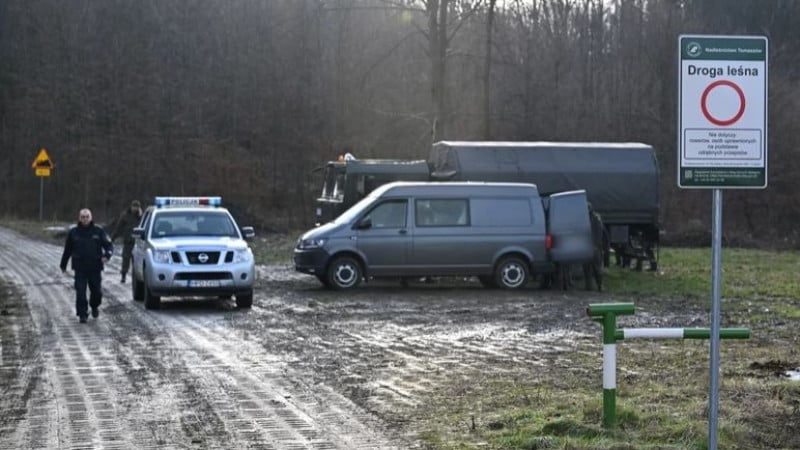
[111,209,142,244]
[590,210,604,251]
[60,222,114,273]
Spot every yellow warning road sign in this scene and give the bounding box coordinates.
[35,168,51,177]
[31,148,54,169]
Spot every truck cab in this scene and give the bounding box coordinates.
[314,158,430,225]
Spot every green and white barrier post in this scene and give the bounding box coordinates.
[587,302,750,429]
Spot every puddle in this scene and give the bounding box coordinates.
[784,369,800,381]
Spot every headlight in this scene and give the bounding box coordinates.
[153,250,172,264]
[297,238,326,249]
[233,249,253,263]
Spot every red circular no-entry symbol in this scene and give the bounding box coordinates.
[700,80,746,126]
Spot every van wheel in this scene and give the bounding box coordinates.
[315,274,332,288]
[494,256,529,289]
[477,276,496,288]
[326,256,362,290]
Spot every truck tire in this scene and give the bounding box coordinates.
[326,256,362,290]
[143,280,161,310]
[132,276,144,301]
[494,256,529,290]
[236,290,253,308]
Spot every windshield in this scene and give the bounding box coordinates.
[320,165,346,200]
[150,210,239,238]
[333,193,379,225]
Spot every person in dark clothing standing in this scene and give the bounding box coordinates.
[60,208,114,323]
[111,200,142,283]
[583,204,605,291]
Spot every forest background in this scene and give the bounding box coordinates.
[1,0,799,246]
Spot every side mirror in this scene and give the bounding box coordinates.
[356,217,372,230]
[241,226,255,239]
[132,227,145,240]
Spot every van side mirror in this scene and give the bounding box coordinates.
[241,226,255,239]
[356,217,372,229]
[132,227,145,240]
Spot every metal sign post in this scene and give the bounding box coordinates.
[678,35,767,450]
[31,148,55,221]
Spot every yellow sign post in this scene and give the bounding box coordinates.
[31,148,55,176]
[31,148,55,221]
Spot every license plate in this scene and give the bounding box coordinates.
[189,280,220,288]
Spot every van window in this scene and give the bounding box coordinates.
[415,199,469,227]
[366,200,407,228]
[471,198,532,226]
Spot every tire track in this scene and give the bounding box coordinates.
[256,278,596,426]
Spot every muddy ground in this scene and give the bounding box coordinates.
[0,226,712,449]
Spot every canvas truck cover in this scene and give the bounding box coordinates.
[429,141,659,226]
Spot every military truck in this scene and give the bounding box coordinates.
[314,141,660,270]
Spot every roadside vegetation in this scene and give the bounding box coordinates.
[418,248,800,450]
[3,218,799,448]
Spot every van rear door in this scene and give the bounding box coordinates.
[546,190,593,263]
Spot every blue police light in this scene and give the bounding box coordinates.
[154,196,222,207]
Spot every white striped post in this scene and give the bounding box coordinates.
[587,303,750,429]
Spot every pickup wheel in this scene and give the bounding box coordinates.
[236,290,253,308]
[132,276,144,301]
[143,279,161,310]
[326,256,362,290]
[494,256,529,290]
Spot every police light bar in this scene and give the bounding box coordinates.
[155,196,222,207]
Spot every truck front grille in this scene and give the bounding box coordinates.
[185,251,221,264]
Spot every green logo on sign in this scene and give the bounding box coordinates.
[686,42,702,58]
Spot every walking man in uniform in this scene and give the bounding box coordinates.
[111,200,142,283]
[60,208,114,323]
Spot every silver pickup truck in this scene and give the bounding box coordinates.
[131,197,256,309]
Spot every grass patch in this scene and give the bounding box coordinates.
[605,247,800,299]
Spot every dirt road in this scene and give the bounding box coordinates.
[0,226,646,449]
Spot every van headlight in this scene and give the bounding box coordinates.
[153,250,172,264]
[233,249,253,263]
[297,238,326,249]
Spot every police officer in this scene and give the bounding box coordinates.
[60,208,113,323]
[583,204,604,291]
[111,200,143,283]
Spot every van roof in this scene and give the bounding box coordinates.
[369,181,540,198]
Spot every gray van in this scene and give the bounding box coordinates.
[294,181,592,290]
